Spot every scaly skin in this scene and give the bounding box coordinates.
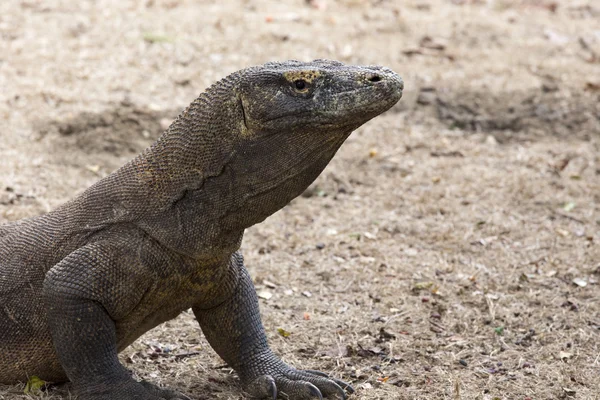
[0,59,403,399]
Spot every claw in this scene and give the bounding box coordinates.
[332,379,354,394]
[343,383,355,394]
[307,382,324,400]
[269,379,278,400]
[320,380,347,400]
[334,384,347,400]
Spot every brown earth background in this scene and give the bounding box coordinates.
[1,0,599,399]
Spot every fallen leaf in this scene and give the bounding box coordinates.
[402,48,423,57]
[563,387,576,395]
[412,281,433,291]
[143,32,173,43]
[585,81,600,91]
[419,36,446,51]
[430,285,441,296]
[363,231,377,240]
[572,278,587,287]
[404,248,418,256]
[85,165,100,173]
[559,351,573,360]
[379,327,396,340]
[555,228,570,237]
[277,328,291,338]
[263,280,277,289]
[24,376,46,394]
[257,290,273,300]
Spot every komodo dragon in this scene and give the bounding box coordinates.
[0,59,403,399]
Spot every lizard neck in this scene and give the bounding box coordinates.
[132,123,348,259]
[127,90,244,258]
[218,131,349,231]
[141,90,240,199]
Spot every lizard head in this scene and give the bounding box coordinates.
[212,60,403,228]
[234,59,403,136]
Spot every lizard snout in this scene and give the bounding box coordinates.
[362,68,404,92]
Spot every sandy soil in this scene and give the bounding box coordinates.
[1,0,599,399]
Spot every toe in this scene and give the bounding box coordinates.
[244,375,278,399]
[277,377,323,400]
[286,371,347,399]
[302,370,355,395]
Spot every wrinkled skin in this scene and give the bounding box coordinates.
[0,59,403,399]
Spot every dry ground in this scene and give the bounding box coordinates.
[1,0,599,399]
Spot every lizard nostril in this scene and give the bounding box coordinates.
[368,75,382,83]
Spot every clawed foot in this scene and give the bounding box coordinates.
[244,368,354,399]
[79,378,190,400]
[140,380,191,400]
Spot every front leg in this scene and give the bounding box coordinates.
[43,241,188,400]
[193,252,353,399]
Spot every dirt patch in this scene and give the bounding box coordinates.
[36,103,177,157]
[414,87,600,142]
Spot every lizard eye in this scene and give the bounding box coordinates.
[293,79,308,91]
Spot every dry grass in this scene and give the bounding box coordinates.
[1,0,599,399]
